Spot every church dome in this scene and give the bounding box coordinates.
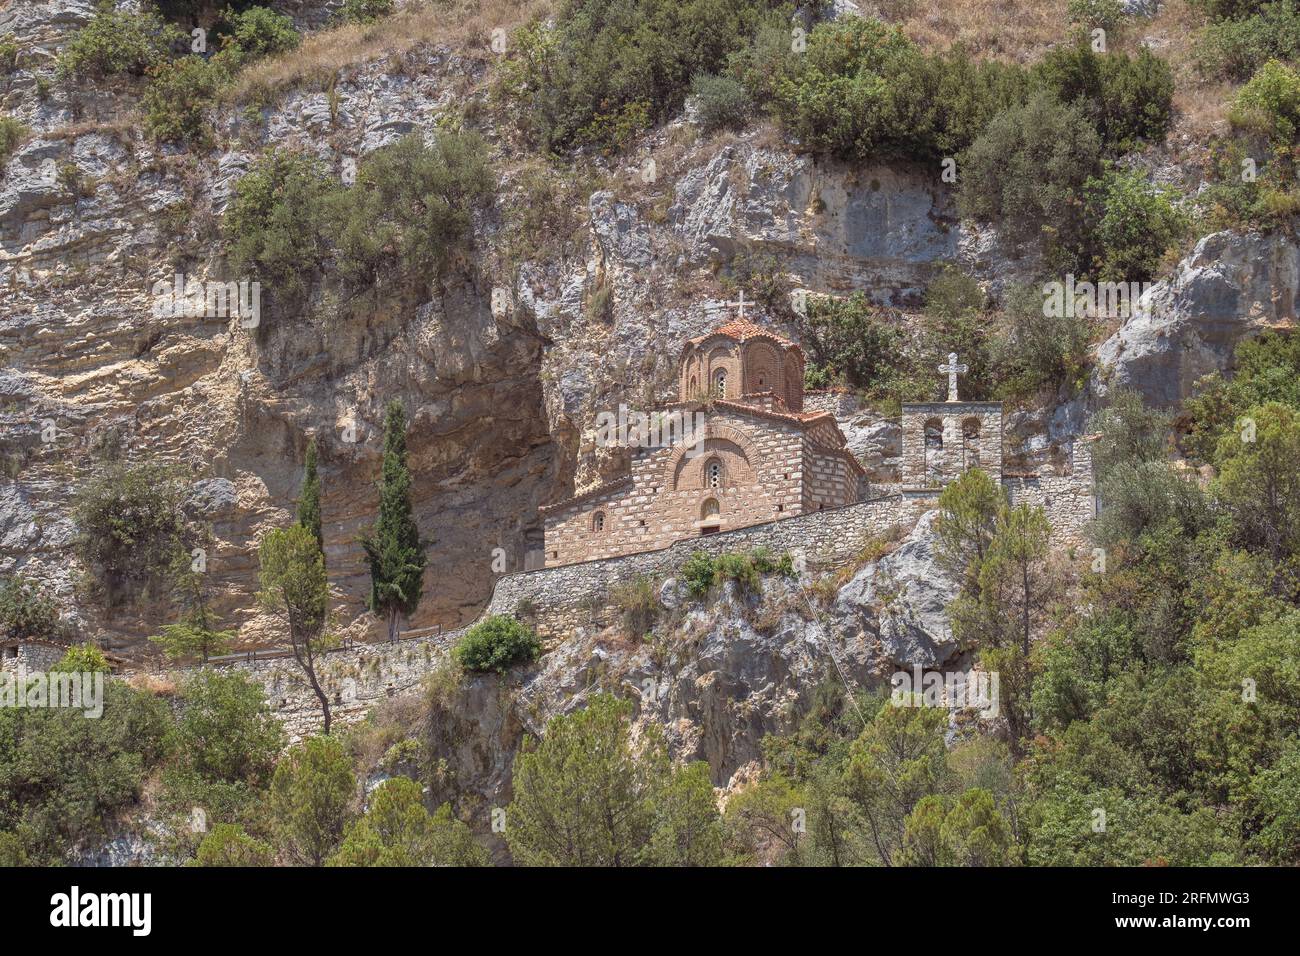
[679,320,804,411]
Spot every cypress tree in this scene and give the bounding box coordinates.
[363,400,426,642]
[298,436,323,556]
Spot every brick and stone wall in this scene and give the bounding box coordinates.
[505,493,926,637]
[543,407,860,567]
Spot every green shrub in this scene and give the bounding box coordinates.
[192,823,275,867]
[991,284,1095,399]
[57,2,181,79]
[771,17,1032,162]
[1088,168,1187,282]
[142,51,240,147]
[1033,41,1174,153]
[223,149,337,303]
[0,40,18,73]
[1185,332,1300,461]
[218,5,300,59]
[681,551,717,598]
[453,615,541,674]
[0,682,172,864]
[1230,59,1300,147]
[72,460,195,608]
[0,115,29,165]
[498,0,782,154]
[325,132,495,294]
[798,292,907,394]
[679,549,789,599]
[1067,0,1126,30]
[0,575,62,643]
[958,91,1102,260]
[691,73,750,132]
[611,575,660,636]
[1197,1,1300,80]
[339,0,395,23]
[51,643,112,674]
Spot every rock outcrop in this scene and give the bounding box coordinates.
[1094,230,1300,407]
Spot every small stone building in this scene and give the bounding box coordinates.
[1,637,71,678]
[542,320,868,566]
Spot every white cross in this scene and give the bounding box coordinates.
[938,352,968,402]
[724,291,747,320]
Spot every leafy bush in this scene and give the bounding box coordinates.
[72,460,195,608]
[57,2,180,79]
[499,0,782,154]
[690,73,750,133]
[1067,0,1127,30]
[218,5,300,59]
[51,643,112,674]
[611,575,660,636]
[0,682,171,864]
[798,292,906,394]
[269,735,355,866]
[192,823,275,867]
[679,549,791,599]
[326,132,494,294]
[991,284,1094,399]
[0,575,62,643]
[328,777,487,866]
[223,149,337,303]
[1088,168,1187,282]
[171,670,284,786]
[1197,0,1300,80]
[1185,331,1300,461]
[1032,41,1174,153]
[453,615,541,674]
[0,116,28,166]
[1230,59,1300,147]
[339,0,395,23]
[224,133,494,307]
[143,51,240,146]
[771,17,1033,163]
[958,92,1102,259]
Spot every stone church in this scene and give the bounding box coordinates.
[541,319,868,566]
[541,315,1096,568]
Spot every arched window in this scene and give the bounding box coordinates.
[706,458,722,489]
[701,498,720,519]
[592,511,606,532]
[689,375,697,396]
[924,418,944,448]
[713,368,727,398]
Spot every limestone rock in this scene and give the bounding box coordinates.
[831,510,961,669]
[1094,230,1300,407]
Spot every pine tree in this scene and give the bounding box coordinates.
[363,400,426,642]
[297,436,323,556]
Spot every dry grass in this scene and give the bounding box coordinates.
[889,0,1072,63]
[224,0,553,104]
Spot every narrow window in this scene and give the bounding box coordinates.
[707,459,722,489]
[593,511,606,532]
[713,368,727,398]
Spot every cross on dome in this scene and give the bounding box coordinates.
[724,291,748,320]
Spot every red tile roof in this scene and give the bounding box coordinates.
[688,320,802,352]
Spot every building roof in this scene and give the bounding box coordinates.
[686,320,803,354]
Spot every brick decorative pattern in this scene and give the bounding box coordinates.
[546,323,862,567]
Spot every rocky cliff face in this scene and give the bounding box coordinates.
[1,1,1290,661]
